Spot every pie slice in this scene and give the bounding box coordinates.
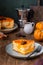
[12,39,35,55]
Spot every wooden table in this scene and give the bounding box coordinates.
[0,28,43,65]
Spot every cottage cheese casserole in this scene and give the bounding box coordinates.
[0,16,14,29]
[12,39,35,55]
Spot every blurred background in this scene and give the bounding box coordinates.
[0,0,43,23]
[0,0,38,18]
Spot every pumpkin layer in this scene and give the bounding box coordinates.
[12,39,35,55]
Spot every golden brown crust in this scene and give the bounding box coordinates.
[12,39,35,55]
[0,16,14,29]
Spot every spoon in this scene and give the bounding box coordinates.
[28,46,42,57]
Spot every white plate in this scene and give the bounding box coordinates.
[0,23,18,33]
[5,42,43,58]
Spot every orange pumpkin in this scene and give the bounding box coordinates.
[34,29,43,41]
[36,22,43,30]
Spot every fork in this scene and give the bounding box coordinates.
[27,46,42,57]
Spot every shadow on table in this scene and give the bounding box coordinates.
[6,53,42,60]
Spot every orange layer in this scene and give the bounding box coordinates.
[12,39,35,55]
[0,16,14,22]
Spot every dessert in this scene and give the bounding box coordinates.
[0,16,14,29]
[12,39,35,55]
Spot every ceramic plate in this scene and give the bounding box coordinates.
[0,23,18,33]
[5,42,43,58]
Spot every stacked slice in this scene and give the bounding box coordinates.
[12,39,35,55]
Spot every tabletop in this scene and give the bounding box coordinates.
[0,28,43,65]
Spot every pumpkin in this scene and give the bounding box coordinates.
[36,22,43,30]
[34,29,43,41]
